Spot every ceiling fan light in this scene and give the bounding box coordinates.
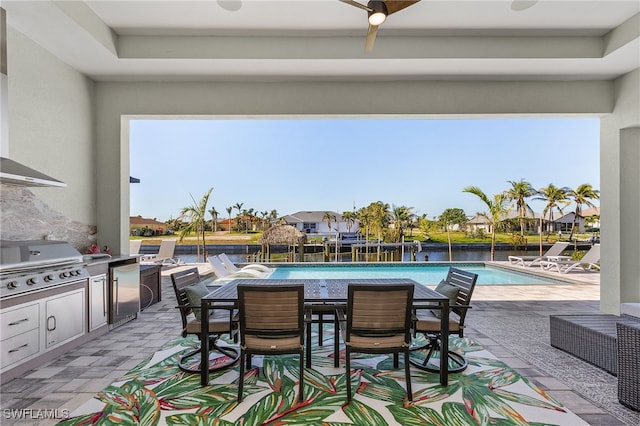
[367,1,387,26]
[368,11,386,26]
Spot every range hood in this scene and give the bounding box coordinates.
[0,157,66,187]
[0,8,66,188]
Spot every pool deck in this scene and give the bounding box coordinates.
[475,260,601,301]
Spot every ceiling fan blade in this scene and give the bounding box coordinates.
[339,0,373,12]
[364,24,379,53]
[511,0,538,11]
[383,0,420,15]
[217,0,242,12]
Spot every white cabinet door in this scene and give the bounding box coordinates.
[45,289,85,348]
[89,274,107,331]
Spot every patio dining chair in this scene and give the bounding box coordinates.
[412,267,478,373]
[337,283,414,402]
[170,268,238,373]
[237,283,307,403]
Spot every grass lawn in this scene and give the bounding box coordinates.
[133,230,590,246]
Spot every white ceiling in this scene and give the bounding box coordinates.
[3,0,640,82]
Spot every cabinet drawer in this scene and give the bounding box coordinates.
[1,304,39,339]
[1,329,40,369]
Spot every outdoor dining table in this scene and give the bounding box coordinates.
[200,278,450,387]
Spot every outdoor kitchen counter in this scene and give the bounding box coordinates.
[84,254,139,267]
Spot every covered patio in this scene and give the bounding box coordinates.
[2,0,637,318]
[0,1,638,424]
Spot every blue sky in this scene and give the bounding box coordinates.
[130,118,600,222]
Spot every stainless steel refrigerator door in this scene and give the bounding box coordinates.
[110,263,140,325]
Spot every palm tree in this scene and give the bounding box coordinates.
[226,206,233,234]
[342,210,357,232]
[356,207,372,242]
[178,187,213,262]
[369,201,390,243]
[438,208,468,261]
[391,205,414,242]
[505,179,537,239]
[260,211,269,230]
[323,211,336,236]
[463,186,510,261]
[243,207,255,233]
[209,206,219,233]
[534,184,570,239]
[568,183,600,240]
[233,202,244,232]
[269,209,279,224]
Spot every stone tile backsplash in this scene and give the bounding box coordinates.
[0,186,96,251]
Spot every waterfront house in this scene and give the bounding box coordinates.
[282,211,360,238]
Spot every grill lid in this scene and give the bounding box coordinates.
[0,240,83,271]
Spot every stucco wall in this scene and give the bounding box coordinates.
[5,28,95,225]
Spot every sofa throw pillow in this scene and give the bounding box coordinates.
[432,279,460,319]
[184,281,210,321]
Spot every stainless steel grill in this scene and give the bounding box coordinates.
[0,240,89,299]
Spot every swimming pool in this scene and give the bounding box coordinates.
[267,263,560,286]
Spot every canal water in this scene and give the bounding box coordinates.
[178,247,579,263]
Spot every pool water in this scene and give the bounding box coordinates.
[267,264,560,286]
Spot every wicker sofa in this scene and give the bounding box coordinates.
[550,311,640,411]
[616,322,640,411]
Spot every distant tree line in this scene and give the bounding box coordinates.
[162,180,599,262]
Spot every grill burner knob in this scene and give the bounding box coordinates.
[27,278,39,285]
[44,274,55,282]
[7,281,20,289]
[60,272,70,278]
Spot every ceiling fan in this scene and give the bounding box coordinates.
[339,0,420,53]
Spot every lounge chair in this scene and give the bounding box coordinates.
[208,256,269,280]
[539,244,600,273]
[218,252,273,274]
[129,240,142,255]
[507,241,570,267]
[141,239,181,265]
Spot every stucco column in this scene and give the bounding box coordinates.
[600,69,640,314]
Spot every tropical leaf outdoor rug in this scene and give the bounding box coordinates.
[60,327,587,425]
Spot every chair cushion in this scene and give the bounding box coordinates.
[243,335,302,351]
[185,315,233,334]
[415,310,462,333]
[432,280,460,318]
[347,333,408,349]
[184,281,210,320]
